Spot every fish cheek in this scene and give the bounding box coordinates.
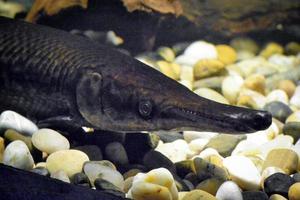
[76,72,104,127]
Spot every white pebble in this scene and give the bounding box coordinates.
[266,89,289,104]
[290,86,300,109]
[188,138,210,154]
[216,181,243,200]
[184,41,217,62]
[222,75,244,104]
[183,131,218,143]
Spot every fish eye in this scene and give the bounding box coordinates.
[138,100,153,119]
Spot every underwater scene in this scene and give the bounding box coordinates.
[0,0,300,199]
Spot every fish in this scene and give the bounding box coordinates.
[0,17,272,133]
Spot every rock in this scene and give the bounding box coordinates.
[183,131,218,143]
[216,45,237,65]
[263,101,293,122]
[143,150,176,174]
[0,110,38,136]
[4,129,33,151]
[193,88,229,104]
[172,42,190,56]
[261,167,285,187]
[183,41,218,64]
[158,47,175,62]
[292,173,300,182]
[188,138,210,154]
[266,90,289,105]
[175,160,193,178]
[157,60,179,80]
[204,134,246,157]
[123,169,142,180]
[124,176,134,193]
[243,74,266,94]
[290,86,300,109]
[180,65,194,82]
[31,167,50,176]
[71,172,90,187]
[196,148,223,160]
[277,80,296,98]
[236,50,255,60]
[31,128,70,154]
[195,178,224,195]
[83,161,124,190]
[285,42,300,55]
[182,189,217,200]
[3,140,34,170]
[175,54,198,67]
[260,42,284,58]
[46,149,89,177]
[129,168,178,200]
[0,137,4,162]
[193,59,225,80]
[50,170,70,183]
[283,122,300,143]
[288,182,300,200]
[263,148,298,174]
[178,80,193,90]
[153,131,183,143]
[230,37,259,54]
[222,75,244,104]
[242,191,268,200]
[105,142,128,165]
[73,145,103,161]
[94,178,125,198]
[269,194,288,200]
[268,54,297,72]
[223,155,261,190]
[216,181,243,200]
[286,111,300,123]
[193,158,229,181]
[264,172,295,197]
[193,76,224,92]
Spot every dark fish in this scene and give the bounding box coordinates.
[0,17,271,133]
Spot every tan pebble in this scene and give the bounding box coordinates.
[158,47,175,62]
[170,63,181,78]
[277,80,296,98]
[4,129,33,151]
[124,176,134,193]
[216,45,237,65]
[269,194,288,200]
[244,74,266,94]
[286,111,300,123]
[35,162,47,168]
[196,178,224,195]
[157,60,178,80]
[182,189,217,200]
[288,182,300,200]
[180,66,194,82]
[123,169,142,179]
[194,59,225,80]
[260,42,284,58]
[263,148,298,175]
[178,192,188,200]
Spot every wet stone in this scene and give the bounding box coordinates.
[31,167,49,176]
[263,172,295,197]
[288,182,300,200]
[50,170,70,183]
[123,168,142,180]
[269,194,288,200]
[292,173,300,182]
[242,191,268,200]
[263,101,293,122]
[195,177,224,196]
[283,122,300,142]
[216,181,243,200]
[175,160,193,178]
[94,178,125,198]
[71,172,90,187]
[143,150,176,174]
[4,129,33,151]
[73,145,103,161]
[182,189,217,200]
[105,142,128,165]
[184,172,200,186]
[153,131,183,143]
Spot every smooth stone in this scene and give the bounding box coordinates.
[180,65,194,82]
[50,170,70,183]
[268,54,297,72]
[0,136,4,162]
[260,42,284,58]
[290,86,300,109]
[286,111,300,123]
[143,150,176,174]
[263,101,293,122]
[183,131,218,143]
[172,42,190,56]
[32,128,70,154]
[73,145,103,161]
[263,148,298,174]
[35,162,46,168]
[243,74,266,94]
[71,172,90,187]
[175,54,198,67]
[188,138,210,154]
[178,80,193,90]
[123,169,142,180]
[204,134,246,157]
[237,88,267,109]
[193,158,229,181]
[105,142,128,165]
[216,181,243,200]
[46,149,89,177]
[236,50,255,61]
[261,167,285,187]
[216,44,237,65]
[266,89,289,105]
[196,148,223,160]
[31,167,49,176]
[94,178,125,198]
[277,80,296,98]
[183,41,218,63]
[230,37,259,54]
[222,75,244,104]
[3,140,34,170]
[285,42,300,55]
[129,168,178,200]
[195,178,224,195]
[193,76,224,92]
[264,172,295,197]
[283,122,300,143]
[242,191,268,200]
[157,47,175,62]
[153,131,183,143]
[269,194,288,200]
[193,59,225,80]
[194,88,229,104]
[4,129,33,151]
[223,155,261,190]
[184,172,200,186]
[155,139,192,163]
[182,189,217,200]
[83,161,124,190]
[157,60,179,80]
[0,110,38,136]
[175,160,193,178]
[288,182,300,200]
[124,176,134,193]
[293,173,300,182]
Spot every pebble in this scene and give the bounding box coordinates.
[4,129,33,151]
[157,60,179,80]
[188,138,210,154]
[288,182,300,200]
[143,150,176,174]
[222,75,244,104]
[266,89,289,105]
[83,161,124,190]
[263,148,298,174]
[31,167,50,176]
[292,173,300,182]
[243,74,266,94]
[193,59,225,80]
[193,158,229,181]
[268,54,297,72]
[193,88,229,104]
[290,86,300,109]
[237,89,267,109]
[94,178,125,198]
[32,128,70,154]
[3,140,34,170]
[153,131,183,143]
[263,172,295,197]
[0,137,4,162]
[158,47,175,62]
[129,168,178,200]
[0,110,38,136]
[230,37,259,54]
[285,42,300,55]
[269,194,288,200]
[50,170,70,183]
[223,155,261,190]
[260,42,284,58]
[204,134,246,157]
[261,167,285,186]
[74,145,103,161]
[195,178,224,195]
[46,149,89,177]
[286,111,300,123]
[277,80,296,98]
[180,65,194,82]
[215,181,243,200]
[183,131,218,143]
[182,189,217,200]
[216,44,237,65]
[283,122,300,142]
[263,101,293,122]
[123,168,142,180]
[242,191,268,200]
[183,41,218,64]
[124,176,134,193]
[179,80,193,90]
[71,172,90,187]
[193,76,224,91]
[105,142,128,165]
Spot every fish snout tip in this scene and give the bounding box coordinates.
[248,110,272,131]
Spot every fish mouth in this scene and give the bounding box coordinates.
[162,105,272,133]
